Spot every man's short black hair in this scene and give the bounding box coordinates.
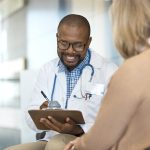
[57,14,91,37]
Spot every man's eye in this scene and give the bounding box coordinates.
[74,43,84,48]
[60,41,68,45]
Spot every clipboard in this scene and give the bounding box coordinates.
[28,109,85,130]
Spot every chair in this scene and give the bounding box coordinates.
[36,131,46,140]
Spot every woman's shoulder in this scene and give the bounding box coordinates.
[123,49,150,73]
[111,50,150,90]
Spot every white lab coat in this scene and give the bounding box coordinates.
[25,50,118,141]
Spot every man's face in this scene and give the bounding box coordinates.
[57,24,91,71]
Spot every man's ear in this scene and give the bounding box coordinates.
[56,33,58,37]
[87,36,92,47]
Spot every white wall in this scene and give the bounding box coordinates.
[26,0,59,69]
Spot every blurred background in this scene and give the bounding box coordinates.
[0,0,122,149]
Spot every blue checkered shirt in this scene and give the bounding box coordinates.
[58,50,90,108]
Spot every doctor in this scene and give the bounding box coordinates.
[5,14,117,150]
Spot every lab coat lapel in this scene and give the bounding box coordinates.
[54,64,67,108]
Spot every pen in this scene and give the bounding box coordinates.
[41,90,61,109]
[41,91,50,102]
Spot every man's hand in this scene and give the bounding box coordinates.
[40,101,48,110]
[40,116,84,136]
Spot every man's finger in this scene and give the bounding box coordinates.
[40,101,48,109]
[48,116,62,128]
[40,118,51,129]
[40,118,60,132]
[66,117,76,125]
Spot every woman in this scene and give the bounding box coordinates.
[65,0,150,150]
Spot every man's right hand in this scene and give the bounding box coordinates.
[40,101,48,109]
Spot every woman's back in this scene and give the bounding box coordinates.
[110,49,150,150]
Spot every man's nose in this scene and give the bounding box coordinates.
[66,43,74,53]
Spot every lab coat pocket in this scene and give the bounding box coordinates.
[85,82,105,96]
[84,83,105,122]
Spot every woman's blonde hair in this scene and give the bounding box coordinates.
[111,0,150,59]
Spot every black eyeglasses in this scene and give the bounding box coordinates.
[57,40,87,52]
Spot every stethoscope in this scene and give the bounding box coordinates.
[50,50,94,108]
